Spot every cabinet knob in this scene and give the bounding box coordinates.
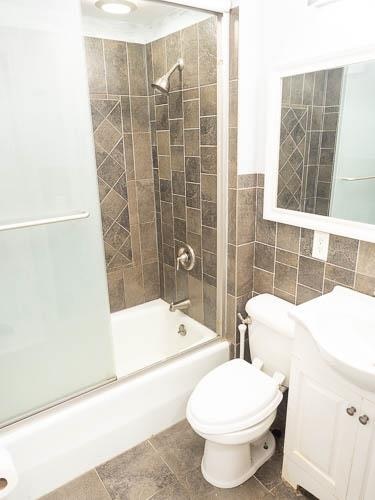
[359,415,369,425]
[346,406,356,416]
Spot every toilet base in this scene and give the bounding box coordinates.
[201,431,276,489]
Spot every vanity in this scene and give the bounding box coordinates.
[282,287,375,500]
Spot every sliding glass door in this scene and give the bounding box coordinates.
[0,0,115,426]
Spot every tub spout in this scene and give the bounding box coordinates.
[169,298,191,312]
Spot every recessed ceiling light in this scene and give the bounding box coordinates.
[307,0,343,6]
[95,0,136,16]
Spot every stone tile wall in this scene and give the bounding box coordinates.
[146,16,218,331]
[228,171,375,356]
[225,7,256,355]
[85,37,159,312]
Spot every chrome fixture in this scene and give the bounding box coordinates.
[169,298,191,312]
[178,324,187,336]
[176,244,195,271]
[359,414,369,425]
[152,58,184,94]
[346,406,356,416]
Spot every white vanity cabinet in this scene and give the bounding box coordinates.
[282,288,375,500]
[284,360,362,500]
[347,399,375,500]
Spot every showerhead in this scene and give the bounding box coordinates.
[151,58,184,94]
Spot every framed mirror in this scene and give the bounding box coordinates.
[264,47,375,243]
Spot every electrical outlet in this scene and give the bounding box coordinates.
[312,230,329,261]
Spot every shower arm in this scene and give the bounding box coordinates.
[165,58,184,79]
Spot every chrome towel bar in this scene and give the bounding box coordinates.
[0,211,90,232]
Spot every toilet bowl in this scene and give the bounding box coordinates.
[186,294,296,489]
[187,358,283,488]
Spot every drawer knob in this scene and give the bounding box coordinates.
[346,406,356,416]
[359,415,369,425]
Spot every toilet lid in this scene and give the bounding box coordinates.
[187,359,281,435]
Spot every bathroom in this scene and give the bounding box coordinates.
[0,0,374,498]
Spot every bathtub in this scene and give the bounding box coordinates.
[112,298,218,377]
[0,306,229,499]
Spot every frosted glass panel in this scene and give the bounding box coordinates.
[0,0,115,425]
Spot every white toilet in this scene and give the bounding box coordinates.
[186,294,295,489]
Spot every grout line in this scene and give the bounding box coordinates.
[101,39,109,97]
[125,42,147,303]
[93,469,112,499]
[253,475,277,494]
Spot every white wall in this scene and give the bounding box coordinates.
[237,0,375,174]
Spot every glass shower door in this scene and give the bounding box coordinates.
[0,0,116,426]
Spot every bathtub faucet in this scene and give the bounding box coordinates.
[169,298,191,312]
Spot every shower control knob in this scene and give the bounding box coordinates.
[176,244,195,271]
[346,406,356,416]
[359,415,369,425]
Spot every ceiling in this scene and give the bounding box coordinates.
[80,0,212,44]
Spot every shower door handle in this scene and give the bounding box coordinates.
[0,211,90,232]
[339,176,375,181]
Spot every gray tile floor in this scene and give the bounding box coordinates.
[42,413,313,500]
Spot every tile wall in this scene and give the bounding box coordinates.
[228,176,375,355]
[146,16,218,331]
[85,37,160,312]
[225,7,256,354]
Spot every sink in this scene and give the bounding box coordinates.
[290,286,375,392]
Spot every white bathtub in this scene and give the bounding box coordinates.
[112,298,218,377]
[0,318,229,499]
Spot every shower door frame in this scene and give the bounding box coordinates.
[152,0,231,339]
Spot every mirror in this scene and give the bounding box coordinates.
[277,61,375,225]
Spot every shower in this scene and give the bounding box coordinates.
[151,57,184,94]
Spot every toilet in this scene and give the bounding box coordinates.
[186,294,295,489]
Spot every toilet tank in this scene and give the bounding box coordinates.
[245,294,296,386]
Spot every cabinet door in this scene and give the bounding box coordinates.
[347,399,375,500]
[284,360,361,499]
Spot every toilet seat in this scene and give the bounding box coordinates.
[186,359,282,435]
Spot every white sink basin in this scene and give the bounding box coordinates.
[291,286,375,392]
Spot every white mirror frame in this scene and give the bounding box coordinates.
[263,45,375,243]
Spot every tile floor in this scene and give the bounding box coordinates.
[42,399,315,500]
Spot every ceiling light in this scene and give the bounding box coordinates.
[95,0,136,15]
[308,0,343,6]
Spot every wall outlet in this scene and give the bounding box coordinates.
[312,230,330,261]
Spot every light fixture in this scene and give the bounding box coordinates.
[95,0,136,15]
[308,0,343,6]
